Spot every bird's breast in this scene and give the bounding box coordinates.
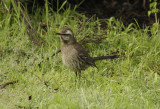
[61,45,79,70]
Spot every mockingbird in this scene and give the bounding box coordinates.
[56,28,118,82]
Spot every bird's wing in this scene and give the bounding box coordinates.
[74,43,97,68]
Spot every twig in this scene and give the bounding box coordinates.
[0,49,33,58]
[0,72,9,77]
[48,49,61,60]
[14,0,46,46]
[37,49,61,67]
[0,80,18,89]
[75,14,96,36]
[79,35,107,44]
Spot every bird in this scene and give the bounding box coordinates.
[56,28,118,82]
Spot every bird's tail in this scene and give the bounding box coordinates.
[93,55,119,61]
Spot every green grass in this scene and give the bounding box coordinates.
[0,1,160,109]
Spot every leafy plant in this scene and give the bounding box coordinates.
[148,0,160,23]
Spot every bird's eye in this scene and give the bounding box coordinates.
[61,35,70,40]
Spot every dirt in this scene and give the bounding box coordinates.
[68,0,160,27]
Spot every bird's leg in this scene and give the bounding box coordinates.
[75,72,78,84]
[78,71,81,81]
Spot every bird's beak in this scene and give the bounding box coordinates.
[56,33,61,35]
[56,33,68,35]
[56,33,66,40]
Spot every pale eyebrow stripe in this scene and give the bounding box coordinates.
[66,30,73,35]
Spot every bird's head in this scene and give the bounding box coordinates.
[56,28,76,44]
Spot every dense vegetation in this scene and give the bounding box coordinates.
[0,1,160,109]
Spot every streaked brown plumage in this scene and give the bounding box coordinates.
[56,28,96,82]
